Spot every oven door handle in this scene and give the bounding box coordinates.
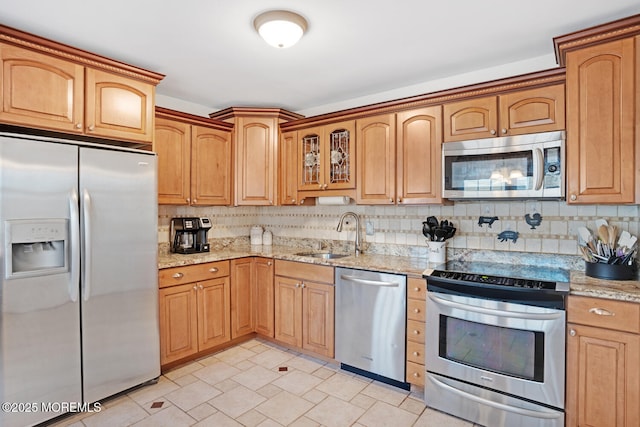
[340,275,399,287]
[428,293,564,320]
[429,375,563,420]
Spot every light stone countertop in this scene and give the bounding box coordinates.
[158,244,640,303]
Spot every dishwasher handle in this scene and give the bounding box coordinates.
[340,274,399,287]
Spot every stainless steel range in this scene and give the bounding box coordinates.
[423,262,569,427]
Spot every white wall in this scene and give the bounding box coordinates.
[154,54,558,118]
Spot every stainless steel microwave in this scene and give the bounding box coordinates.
[442,131,565,200]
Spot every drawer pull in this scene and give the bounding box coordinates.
[413,351,420,356]
[569,329,576,337]
[413,330,420,335]
[172,272,184,279]
[209,267,219,273]
[414,308,420,313]
[413,372,420,378]
[414,287,420,292]
[589,307,615,316]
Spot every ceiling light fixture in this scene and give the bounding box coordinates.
[253,10,307,49]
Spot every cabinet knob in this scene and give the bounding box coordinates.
[209,267,218,273]
[389,198,394,203]
[267,261,272,266]
[501,128,507,134]
[75,123,82,129]
[323,184,328,189]
[88,125,95,131]
[414,308,420,313]
[414,287,420,292]
[413,372,420,378]
[295,283,300,288]
[398,198,402,203]
[413,330,420,335]
[186,198,190,203]
[193,285,198,290]
[301,282,306,288]
[291,199,296,204]
[413,351,420,356]
[172,272,184,279]
[269,200,273,205]
[490,129,496,135]
[570,194,577,201]
[193,198,197,203]
[569,329,576,337]
[199,284,203,290]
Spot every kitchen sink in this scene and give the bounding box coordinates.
[295,252,349,259]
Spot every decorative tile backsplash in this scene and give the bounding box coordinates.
[159,201,639,261]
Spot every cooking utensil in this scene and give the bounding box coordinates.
[595,218,608,229]
[577,226,596,252]
[422,222,433,240]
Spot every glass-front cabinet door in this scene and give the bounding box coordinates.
[299,126,323,191]
[298,121,355,192]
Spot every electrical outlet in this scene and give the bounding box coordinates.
[365,220,374,235]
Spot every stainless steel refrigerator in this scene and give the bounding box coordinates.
[0,132,160,427]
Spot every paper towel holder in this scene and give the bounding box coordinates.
[316,196,352,205]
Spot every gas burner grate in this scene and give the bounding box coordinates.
[430,270,558,291]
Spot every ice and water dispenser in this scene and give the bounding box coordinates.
[4,219,68,279]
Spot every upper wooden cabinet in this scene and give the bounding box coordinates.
[443,84,565,142]
[84,68,155,143]
[154,108,233,205]
[0,26,163,145]
[210,107,303,206]
[564,38,636,204]
[396,106,443,204]
[298,120,356,196]
[279,130,299,205]
[356,114,396,204]
[356,107,444,205]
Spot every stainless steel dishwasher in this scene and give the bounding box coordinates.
[335,267,408,388]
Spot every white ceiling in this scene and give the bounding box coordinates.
[2,1,640,117]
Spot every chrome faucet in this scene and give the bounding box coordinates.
[337,212,362,256]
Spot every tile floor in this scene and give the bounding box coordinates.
[47,339,480,427]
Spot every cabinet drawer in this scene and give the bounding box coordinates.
[275,260,334,284]
[406,361,425,386]
[568,295,640,334]
[407,319,425,343]
[407,299,426,322]
[407,341,425,364]
[159,261,230,288]
[407,277,426,300]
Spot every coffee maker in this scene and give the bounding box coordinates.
[170,217,211,254]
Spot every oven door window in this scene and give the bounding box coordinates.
[439,315,544,382]
[444,150,533,192]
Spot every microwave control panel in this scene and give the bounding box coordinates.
[543,147,561,189]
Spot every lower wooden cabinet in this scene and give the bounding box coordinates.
[158,261,231,366]
[566,295,640,427]
[254,257,275,337]
[406,277,426,386]
[274,260,335,358]
[230,257,275,339]
[230,258,254,338]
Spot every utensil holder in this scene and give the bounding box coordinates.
[585,261,637,280]
[427,241,447,264]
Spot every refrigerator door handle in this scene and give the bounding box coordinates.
[69,189,80,302]
[82,189,93,301]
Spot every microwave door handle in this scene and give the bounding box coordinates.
[534,148,544,190]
